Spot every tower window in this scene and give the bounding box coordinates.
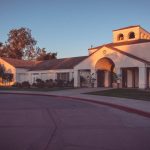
[129,32,135,39]
[117,34,124,41]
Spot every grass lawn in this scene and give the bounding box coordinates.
[86,88,150,101]
[0,87,74,92]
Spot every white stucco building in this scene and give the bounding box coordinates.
[1,25,150,89]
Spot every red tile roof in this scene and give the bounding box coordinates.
[113,25,150,37]
[30,56,88,71]
[0,57,41,69]
[88,39,150,50]
[1,37,150,70]
[88,45,150,65]
[88,40,150,65]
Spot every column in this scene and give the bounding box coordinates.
[105,71,109,87]
[14,70,17,83]
[74,70,80,87]
[139,67,147,89]
[69,72,73,81]
[27,72,32,84]
[127,70,132,88]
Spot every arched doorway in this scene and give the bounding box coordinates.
[95,57,115,87]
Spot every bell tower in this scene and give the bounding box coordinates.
[113,25,150,43]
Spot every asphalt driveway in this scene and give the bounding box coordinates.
[0,94,150,150]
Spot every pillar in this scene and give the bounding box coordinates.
[74,70,80,87]
[139,67,147,89]
[127,70,133,88]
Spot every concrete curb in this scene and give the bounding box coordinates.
[0,92,150,118]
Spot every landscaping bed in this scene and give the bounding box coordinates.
[0,78,75,92]
[0,86,74,92]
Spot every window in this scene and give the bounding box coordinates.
[57,73,69,81]
[129,32,135,39]
[117,34,124,41]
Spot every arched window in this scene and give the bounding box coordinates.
[117,34,124,41]
[129,32,135,39]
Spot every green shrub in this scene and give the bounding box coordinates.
[36,78,45,88]
[21,81,30,88]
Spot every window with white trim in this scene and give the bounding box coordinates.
[57,73,69,81]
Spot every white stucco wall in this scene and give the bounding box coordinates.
[113,27,150,43]
[113,27,140,43]
[28,69,74,84]
[74,46,146,88]
[16,68,29,83]
[75,46,145,71]
[115,42,150,62]
[139,28,150,40]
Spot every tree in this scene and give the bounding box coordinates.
[36,47,57,61]
[0,43,7,57]
[7,27,37,59]
[0,27,57,60]
[0,42,3,47]
[0,44,13,58]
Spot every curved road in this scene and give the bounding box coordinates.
[0,94,150,150]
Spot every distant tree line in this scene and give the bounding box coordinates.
[0,27,57,61]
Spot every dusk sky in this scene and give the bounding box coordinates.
[1,0,150,58]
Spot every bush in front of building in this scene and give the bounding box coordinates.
[11,78,74,89]
[32,82,37,88]
[12,82,22,88]
[36,78,45,88]
[21,81,31,88]
[12,81,30,88]
[55,79,64,87]
[45,79,54,88]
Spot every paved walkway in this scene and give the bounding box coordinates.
[49,88,150,114]
[0,88,150,115]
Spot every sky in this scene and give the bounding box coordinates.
[0,0,150,58]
